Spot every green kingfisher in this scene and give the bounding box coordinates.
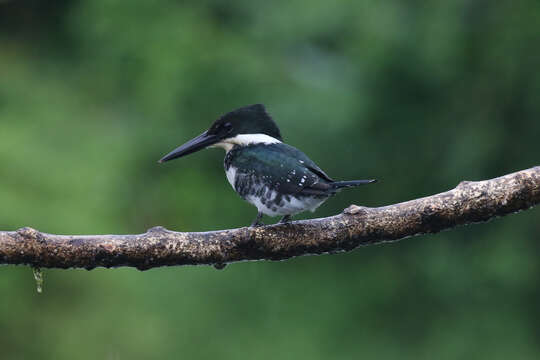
[159,104,376,226]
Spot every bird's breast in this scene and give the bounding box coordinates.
[225,166,238,190]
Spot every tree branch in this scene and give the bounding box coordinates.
[1,166,539,270]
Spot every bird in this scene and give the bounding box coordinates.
[159,104,376,226]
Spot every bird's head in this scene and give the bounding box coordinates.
[159,104,282,163]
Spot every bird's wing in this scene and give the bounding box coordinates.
[276,143,334,182]
[232,143,334,196]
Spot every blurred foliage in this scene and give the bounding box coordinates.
[1,0,539,359]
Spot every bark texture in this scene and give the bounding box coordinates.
[1,166,539,270]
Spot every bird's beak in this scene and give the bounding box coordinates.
[158,131,219,163]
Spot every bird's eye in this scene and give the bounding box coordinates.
[223,122,232,133]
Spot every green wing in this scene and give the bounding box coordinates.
[231,143,334,196]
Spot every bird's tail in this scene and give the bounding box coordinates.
[331,179,377,189]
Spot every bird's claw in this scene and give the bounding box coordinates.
[250,212,264,227]
[278,215,292,224]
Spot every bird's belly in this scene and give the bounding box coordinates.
[225,165,327,216]
[246,192,327,216]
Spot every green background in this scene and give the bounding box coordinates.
[1,1,539,359]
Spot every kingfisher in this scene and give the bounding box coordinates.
[159,104,376,226]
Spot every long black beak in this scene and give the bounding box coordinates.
[158,131,219,163]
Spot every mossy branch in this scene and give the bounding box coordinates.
[1,166,539,270]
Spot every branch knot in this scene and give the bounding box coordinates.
[147,226,168,233]
[17,227,40,241]
[344,205,369,215]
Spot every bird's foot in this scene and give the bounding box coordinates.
[250,212,264,227]
[278,215,292,224]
